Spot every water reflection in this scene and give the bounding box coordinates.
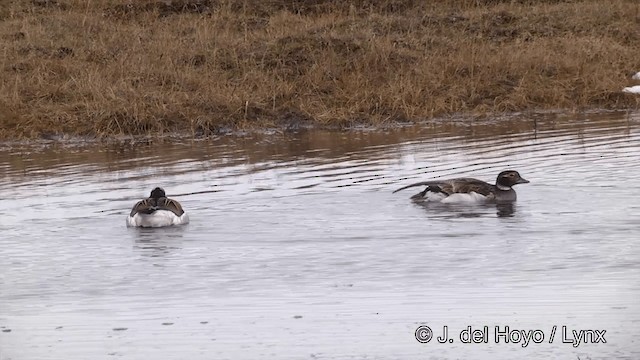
[496,202,516,218]
[410,200,516,218]
[0,111,634,180]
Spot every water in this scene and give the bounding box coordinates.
[1,112,639,360]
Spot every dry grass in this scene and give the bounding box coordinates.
[0,0,639,139]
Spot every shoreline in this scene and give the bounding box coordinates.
[1,108,637,148]
[1,0,639,140]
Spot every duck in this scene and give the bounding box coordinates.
[622,85,640,94]
[126,187,189,227]
[393,170,529,203]
[631,72,640,80]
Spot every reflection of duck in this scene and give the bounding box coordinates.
[126,187,189,227]
[496,201,516,217]
[412,200,517,218]
[393,170,529,203]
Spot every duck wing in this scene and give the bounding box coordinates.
[156,197,185,216]
[129,198,156,216]
[447,178,495,196]
[394,177,495,196]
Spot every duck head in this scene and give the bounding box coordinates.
[496,170,529,190]
[150,187,166,199]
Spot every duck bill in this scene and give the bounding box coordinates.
[516,177,530,184]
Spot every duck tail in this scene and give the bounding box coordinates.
[392,181,434,193]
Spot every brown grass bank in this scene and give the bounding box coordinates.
[1,0,639,139]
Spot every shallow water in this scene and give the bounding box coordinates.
[1,111,639,360]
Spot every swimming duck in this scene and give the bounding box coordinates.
[393,170,529,203]
[126,187,189,227]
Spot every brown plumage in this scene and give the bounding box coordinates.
[393,170,529,202]
[129,187,185,217]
